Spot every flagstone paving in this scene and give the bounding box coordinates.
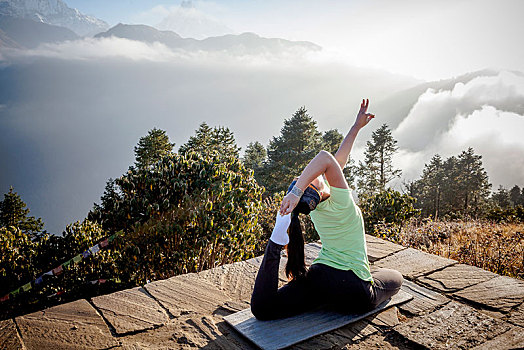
[3,235,524,349]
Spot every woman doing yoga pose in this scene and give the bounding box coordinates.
[251,99,403,320]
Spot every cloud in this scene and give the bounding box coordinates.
[392,71,524,188]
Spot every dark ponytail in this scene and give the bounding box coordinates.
[285,210,306,281]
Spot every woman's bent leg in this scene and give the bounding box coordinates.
[251,240,313,320]
[370,268,403,309]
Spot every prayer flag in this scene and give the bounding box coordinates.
[82,250,91,258]
[89,244,100,255]
[73,254,82,263]
[44,270,54,276]
[99,279,107,284]
[0,294,9,302]
[63,259,72,268]
[21,282,32,292]
[99,239,109,248]
[52,265,63,276]
[10,288,20,297]
[35,276,44,285]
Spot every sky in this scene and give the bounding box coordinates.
[1,0,524,233]
[65,0,524,81]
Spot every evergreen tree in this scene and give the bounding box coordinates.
[413,154,445,218]
[262,107,323,193]
[492,186,511,208]
[134,128,175,169]
[457,147,491,214]
[322,129,343,155]
[356,124,401,196]
[0,187,43,235]
[243,141,267,170]
[509,185,522,206]
[179,123,240,158]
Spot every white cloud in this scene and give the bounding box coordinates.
[392,71,524,188]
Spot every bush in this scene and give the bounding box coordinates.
[360,189,420,240]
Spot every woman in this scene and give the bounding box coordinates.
[251,99,403,320]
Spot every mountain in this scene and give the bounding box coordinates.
[95,23,322,55]
[0,14,78,48]
[0,0,108,36]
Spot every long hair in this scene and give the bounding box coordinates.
[285,210,306,281]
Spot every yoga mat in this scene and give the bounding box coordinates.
[224,290,413,350]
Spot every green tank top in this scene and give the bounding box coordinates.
[309,185,373,283]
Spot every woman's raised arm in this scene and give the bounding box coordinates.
[334,99,375,169]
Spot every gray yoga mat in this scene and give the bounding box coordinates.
[224,290,413,350]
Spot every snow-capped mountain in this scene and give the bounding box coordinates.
[0,0,108,36]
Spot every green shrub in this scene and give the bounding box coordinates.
[360,189,420,240]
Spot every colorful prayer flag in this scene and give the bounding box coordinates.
[89,244,100,255]
[63,259,72,268]
[99,279,107,284]
[99,239,109,248]
[82,250,91,258]
[21,282,32,292]
[52,265,63,276]
[44,270,54,276]
[35,276,44,285]
[10,288,20,297]
[0,294,9,302]
[73,254,82,263]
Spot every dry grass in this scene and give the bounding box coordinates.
[379,219,524,280]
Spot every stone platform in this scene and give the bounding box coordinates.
[2,235,523,349]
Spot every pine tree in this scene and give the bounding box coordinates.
[509,185,522,206]
[457,147,491,214]
[0,187,43,235]
[413,154,445,218]
[179,123,240,158]
[357,124,401,196]
[243,141,267,170]
[322,129,343,155]
[262,107,323,193]
[134,128,175,169]
[492,186,511,208]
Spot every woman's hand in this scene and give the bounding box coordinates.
[352,98,375,130]
[280,192,300,216]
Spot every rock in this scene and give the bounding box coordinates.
[509,302,524,327]
[0,319,24,350]
[397,280,448,315]
[197,260,259,302]
[418,263,498,293]
[394,301,512,349]
[91,286,169,335]
[16,299,119,350]
[365,235,406,262]
[374,248,456,278]
[144,272,231,317]
[471,325,524,349]
[454,275,524,312]
[366,306,400,328]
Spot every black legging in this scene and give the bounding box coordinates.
[251,240,403,320]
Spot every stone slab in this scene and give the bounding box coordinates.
[471,325,524,349]
[398,279,448,315]
[418,263,498,293]
[454,275,524,312]
[91,286,169,335]
[0,319,24,350]
[304,242,322,266]
[340,332,424,350]
[365,234,406,262]
[144,272,231,318]
[197,260,259,302]
[223,290,412,350]
[373,247,456,278]
[394,301,512,349]
[16,299,119,350]
[509,302,524,327]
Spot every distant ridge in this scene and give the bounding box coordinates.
[95,23,322,55]
[0,14,78,48]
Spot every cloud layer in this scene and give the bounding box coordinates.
[393,71,524,188]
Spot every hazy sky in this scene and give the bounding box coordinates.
[65,0,524,80]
